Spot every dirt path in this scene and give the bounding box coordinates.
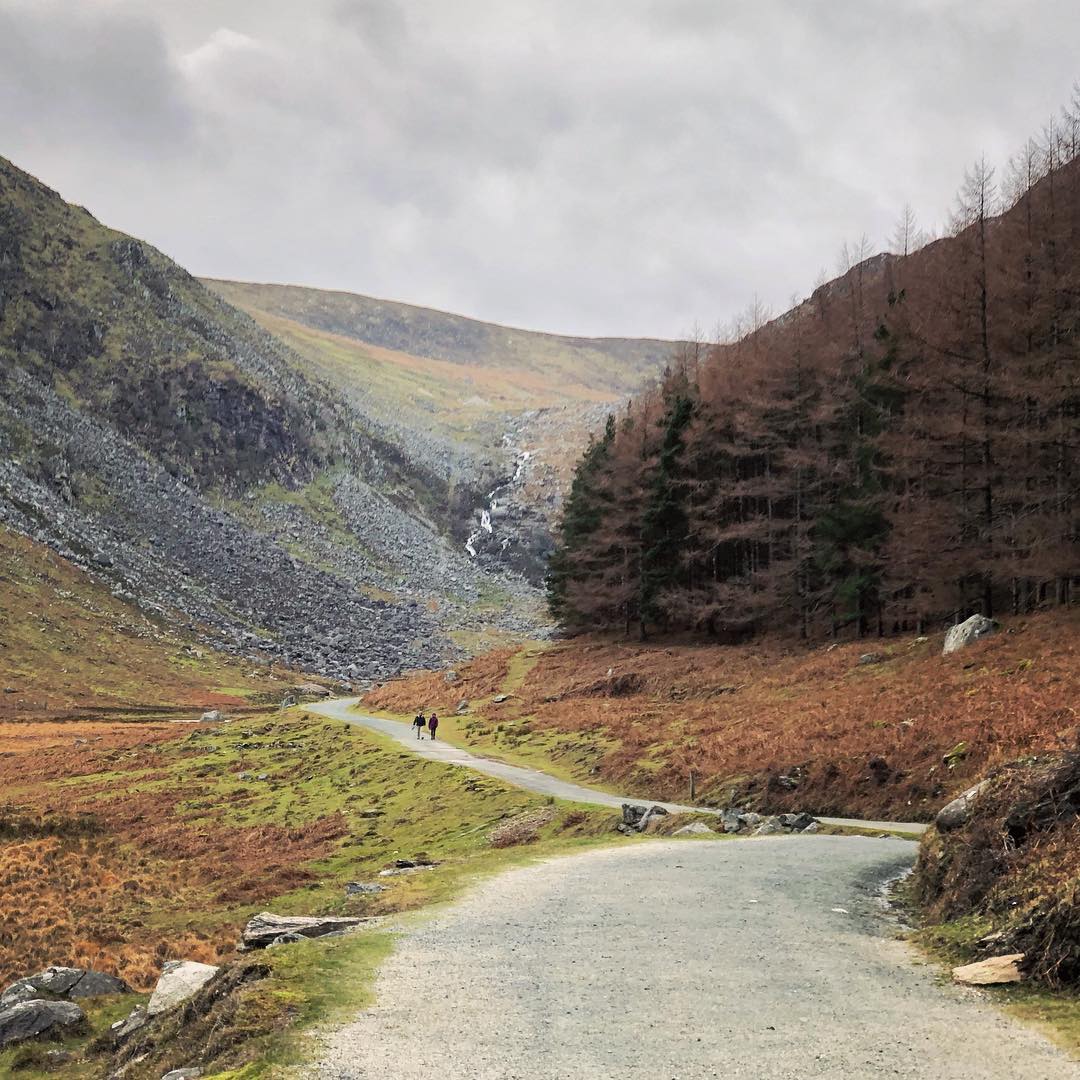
[312,837,1073,1079]
[306,698,927,834]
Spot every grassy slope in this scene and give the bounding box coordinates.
[0,527,288,719]
[0,704,619,1077]
[202,279,673,397]
[365,609,1080,822]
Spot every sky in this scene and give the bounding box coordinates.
[1,1,1078,339]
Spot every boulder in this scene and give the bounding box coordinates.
[738,812,763,830]
[0,999,84,1048]
[455,699,470,715]
[719,809,743,834]
[858,652,883,665]
[200,710,222,723]
[778,812,819,832]
[161,1070,203,1080]
[147,961,219,1016]
[492,694,510,703]
[293,682,332,697]
[636,805,670,833]
[952,954,1025,985]
[1,967,130,1008]
[345,882,386,896]
[753,818,784,836]
[241,912,368,950]
[942,614,997,655]
[674,821,714,836]
[935,780,991,832]
[621,804,648,827]
[443,670,459,684]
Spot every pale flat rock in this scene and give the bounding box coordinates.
[942,614,997,655]
[147,960,219,1016]
[242,912,368,949]
[953,954,1025,985]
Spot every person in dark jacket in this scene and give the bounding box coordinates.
[427,713,439,740]
[413,712,426,739]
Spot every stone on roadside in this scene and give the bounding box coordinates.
[942,614,997,655]
[147,961,219,1016]
[0,999,85,1048]
[200,710,222,723]
[738,812,763,830]
[719,809,743,834]
[673,821,714,836]
[754,818,784,836]
[242,913,369,950]
[952,954,1025,985]
[935,780,991,832]
[778,812,819,832]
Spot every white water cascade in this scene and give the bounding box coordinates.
[464,445,532,558]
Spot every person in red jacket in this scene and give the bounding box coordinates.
[427,713,439,740]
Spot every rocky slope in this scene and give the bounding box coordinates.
[0,155,545,682]
[203,280,675,582]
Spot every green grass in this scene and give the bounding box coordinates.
[8,711,622,1076]
[910,916,1080,1058]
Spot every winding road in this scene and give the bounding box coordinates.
[304,700,1074,1078]
[306,698,927,834]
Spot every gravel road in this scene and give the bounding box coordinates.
[306,698,927,834]
[313,837,1075,1079]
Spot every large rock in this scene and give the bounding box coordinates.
[935,780,991,832]
[0,967,130,1008]
[0,999,84,1048]
[942,614,997,655]
[778,812,819,832]
[147,961,219,1016]
[241,912,368,950]
[673,821,714,836]
[719,809,743,834]
[952,954,1025,985]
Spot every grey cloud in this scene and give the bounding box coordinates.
[0,0,1077,337]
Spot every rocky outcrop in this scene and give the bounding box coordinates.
[0,999,84,1048]
[935,780,991,832]
[0,966,130,1007]
[146,961,220,1017]
[240,912,369,950]
[942,614,997,655]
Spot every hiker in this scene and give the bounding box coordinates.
[413,712,426,739]
[427,712,439,740]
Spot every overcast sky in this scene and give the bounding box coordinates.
[1,1,1077,338]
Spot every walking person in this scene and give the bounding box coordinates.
[413,711,426,740]
[427,712,439,740]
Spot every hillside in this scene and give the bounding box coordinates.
[549,149,1080,641]
[202,279,675,580]
[0,155,546,683]
[202,280,673,396]
[365,609,1080,822]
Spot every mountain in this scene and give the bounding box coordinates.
[202,279,676,579]
[0,154,554,682]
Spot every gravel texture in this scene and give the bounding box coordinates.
[313,837,1076,1079]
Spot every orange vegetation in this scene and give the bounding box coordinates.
[367,609,1080,821]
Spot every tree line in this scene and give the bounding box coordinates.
[548,99,1080,640]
